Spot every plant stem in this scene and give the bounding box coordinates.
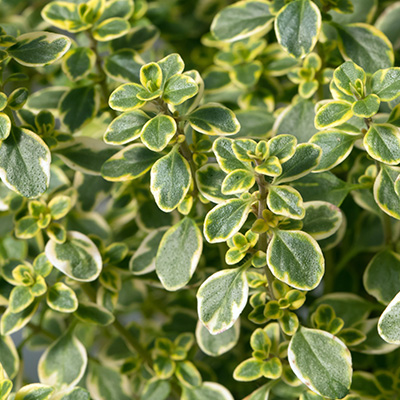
[87,32,117,119]
[113,319,153,367]
[179,137,199,197]
[255,172,275,300]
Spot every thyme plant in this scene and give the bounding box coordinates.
[0,0,400,399]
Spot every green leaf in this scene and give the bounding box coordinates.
[153,354,175,379]
[9,285,34,313]
[176,361,202,387]
[140,62,162,91]
[274,143,322,184]
[221,169,255,195]
[231,61,263,88]
[87,362,131,400]
[352,94,380,118]
[60,86,99,133]
[49,195,72,220]
[0,379,12,400]
[98,0,134,22]
[231,139,257,162]
[364,123,400,165]
[255,156,282,177]
[309,130,358,172]
[150,148,191,212]
[375,2,400,49]
[195,164,236,203]
[141,378,170,400]
[52,387,90,400]
[196,319,240,357]
[210,1,274,42]
[292,171,350,206]
[109,83,145,111]
[7,88,28,110]
[1,302,38,336]
[41,1,90,32]
[47,282,78,313]
[336,23,394,74]
[204,198,254,243]
[267,230,324,290]
[197,266,248,334]
[141,115,177,152]
[0,93,7,111]
[55,137,118,176]
[0,126,50,198]
[75,302,115,326]
[273,99,318,143]
[213,137,251,173]
[45,231,102,282]
[92,18,130,41]
[275,0,321,58]
[371,67,400,101]
[267,185,305,220]
[104,49,142,83]
[15,384,54,400]
[163,75,198,105]
[363,250,400,305]
[315,101,353,130]
[171,70,204,116]
[62,47,95,81]
[333,61,366,97]
[181,382,234,400]
[38,331,87,389]
[374,164,400,219]
[26,86,67,111]
[233,358,263,381]
[8,31,71,67]
[111,24,159,53]
[101,143,161,182]
[0,335,19,379]
[188,103,240,136]
[288,327,352,399]
[0,113,11,140]
[130,229,166,275]
[156,218,202,291]
[302,201,343,240]
[268,134,297,162]
[158,53,185,87]
[15,216,40,239]
[378,291,400,344]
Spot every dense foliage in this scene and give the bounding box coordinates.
[1,0,400,399]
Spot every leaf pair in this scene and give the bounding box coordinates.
[42,0,133,41]
[109,54,198,111]
[211,0,321,59]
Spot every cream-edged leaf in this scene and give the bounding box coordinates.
[204,198,254,243]
[0,126,50,198]
[288,327,352,399]
[45,231,102,282]
[267,230,324,291]
[38,331,87,389]
[196,319,240,357]
[197,266,248,334]
[150,148,191,212]
[8,31,71,67]
[156,218,202,291]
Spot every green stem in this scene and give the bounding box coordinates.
[81,283,153,366]
[179,137,199,198]
[113,319,153,367]
[255,172,275,300]
[87,32,117,119]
